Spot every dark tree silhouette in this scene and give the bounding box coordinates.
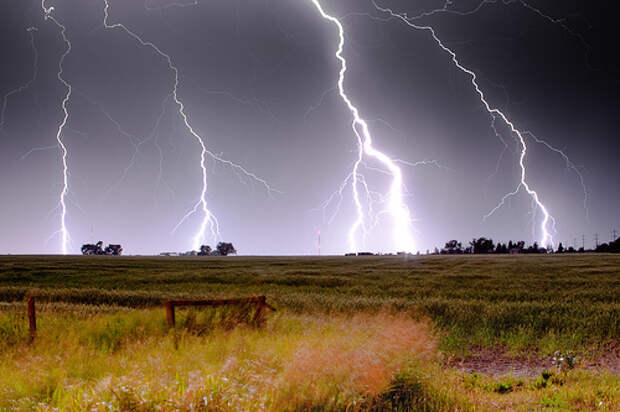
[470,237,495,254]
[441,240,463,254]
[595,237,620,253]
[81,241,122,255]
[216,242,237,256]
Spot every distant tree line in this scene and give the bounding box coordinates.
[593,237,620,253]
[197,242,237,256]
[435,236,620,255]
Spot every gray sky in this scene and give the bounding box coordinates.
[0,0,618,255]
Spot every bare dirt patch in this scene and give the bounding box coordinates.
[444,344,619,377]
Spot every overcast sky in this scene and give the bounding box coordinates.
[0,0,618,255]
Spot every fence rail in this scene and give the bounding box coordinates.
[164,296,275,327]
[20,295,275,341]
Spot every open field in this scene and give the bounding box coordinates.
[0,254,619,410]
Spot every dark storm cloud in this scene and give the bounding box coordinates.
[0,0,617,254]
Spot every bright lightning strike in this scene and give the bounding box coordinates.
[42,2,72,254]
[372,1,565,249]
[102,0,277,251]
[309,0,416,253]
[378,0,590,221]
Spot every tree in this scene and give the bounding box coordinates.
[216,242,237,256]
[596,237,620,253]
[442,240,463,254]
[198,245,212,256]
[613,237,620,253]
[556,243,564,254]
[470,237,495,254]
[525,242,541,254]
[494,242,507,254]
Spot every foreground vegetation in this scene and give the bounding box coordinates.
[0,254,618,410]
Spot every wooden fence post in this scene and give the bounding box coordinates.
[252,296,266,325]
[165,301,175,327]
[164,296,274,329]
[27,296,36,341]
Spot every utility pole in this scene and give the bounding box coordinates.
[582,234,585,250]
[594,233,599,248]
[613,229,618,242]
[317,230,321,256]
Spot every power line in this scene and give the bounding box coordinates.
[582,234,585,250]
[594,233,599,248]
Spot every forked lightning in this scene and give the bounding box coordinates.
[309,0,416,253]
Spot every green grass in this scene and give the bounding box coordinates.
[0,254,618,410]
[1,254,618,353]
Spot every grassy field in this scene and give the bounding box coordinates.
[0,254,618,410]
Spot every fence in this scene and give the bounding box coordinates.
[164,296,275,327]
[20,295,275,342]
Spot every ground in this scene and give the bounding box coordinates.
[0,254,618,410]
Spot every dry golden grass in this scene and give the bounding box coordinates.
[0,309,436,411]
[275,313,436,408]
[1,255,619,410]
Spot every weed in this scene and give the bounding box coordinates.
[494,382,513,394]
[552,350,577,371]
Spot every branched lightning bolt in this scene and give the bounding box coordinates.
[102,0,277,250]
[523,130,589,219]
[68,89,175,202]
[309,0,416,253]
[42,2,72,254]
[390,0,592,43]
[514,1,592,62]
[0,27,39,131]
[372,1,570,248]
[405,0,494,20]
[419,1,591,219]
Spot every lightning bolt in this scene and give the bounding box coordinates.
[389,0,592,48]
[524,130,588,219]
[102,0,277,251]
[399,0,591,220]
[309,0,416,253]
[41,2,72,254]
[370,1,574,249]
[0,27,39,131]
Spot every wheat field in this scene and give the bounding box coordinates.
[0,254,618,410]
